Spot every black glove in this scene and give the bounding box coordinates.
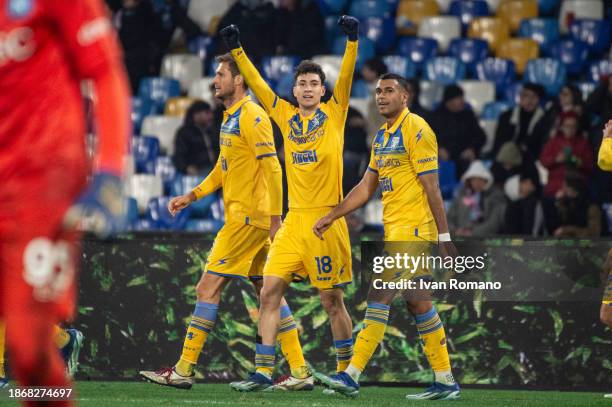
[338,15,359,41]
[219,24,241,50]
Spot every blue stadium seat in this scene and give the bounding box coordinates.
[502,81,522,103]
[126,197,139,226]
[439,160,458,200]
[348,0,393,19]
[537,0,558,15]
[138,77,181,111]
[171,175,217,218]
[548,39,589,76]
[132,136,160,174]
[449,0,490,32]
[397,37,438,71]
[132,218,159,231]
[448,38,489,76]
[332,36,375,69]
[524,58,566,96]
[324,15,342,50]
[154,156,177,193]
[576,81,597,101]
[569,19,612,55]
[351,79,370,98]
[589,59,612,82]
[185,219,224,233]
[147,197,191,230]
[187,35,215,62]
[481,100,513,119]
[275,73,295,99]
[316,0,348,15]
[476,58,516,95]
[518,18,559,49]
[424,57,466,85]
[261,55,300,90]
[383,55,417,78]
[361,17,396,53]
[131,97,158,134]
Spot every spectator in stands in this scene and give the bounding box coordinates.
[546,84,589,136]
[503,168,545,236]
[343,107,369,193]
[216,0,276,64]
[429,84,487,176]
[406,78,428,119]
[493,83,550,160]
[447,160,507,237]
[274,0,326,58]
[173,101,219,175]
[585,76,612,130]
[540,111,593,198]
[114,0,164,93]
[364,58,388,139]
[158,0,203,52]
[544,172,601,237]
[491,141,523,187]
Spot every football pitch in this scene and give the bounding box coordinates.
[2,382,611,406]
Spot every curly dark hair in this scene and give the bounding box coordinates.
[293,60,326,85]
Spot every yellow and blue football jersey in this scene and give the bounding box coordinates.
[232,41,358,209]
[368,107,439,236]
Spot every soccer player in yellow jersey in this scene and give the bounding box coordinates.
[220,16,360,391]
[598,121,611,399]
[139,54,311,390]
[0,322,83,388]
[313,73,461,399]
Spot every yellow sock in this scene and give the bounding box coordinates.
[277,305,308,378]
[255,343,275,377]
[334,338,353,372]
[415,307,452,374]
[0,320,5,378]
[53,325,71,348]
[175,302,218,376]
[351,302,390,371]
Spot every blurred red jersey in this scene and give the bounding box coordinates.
[0,0,121,178]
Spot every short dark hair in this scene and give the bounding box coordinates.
[294,60,326,85]
[378,73,410,93]
[215,53,248,90]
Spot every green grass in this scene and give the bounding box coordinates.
[2,382,611,406]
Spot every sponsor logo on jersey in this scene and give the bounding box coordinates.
[380,177,394,192]
[376,158,401,168]
[8,0,33,19]
[287,109,327,145]
[0,27,35,66]
[417,156,436,164]
[291,149,318,165]
[220,136,232,147]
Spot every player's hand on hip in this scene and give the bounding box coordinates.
[439,241,459,261]
[63,171,126,239]
[313,216,334,240]
[338,15,359,41]
[220,24,241,50]
[270,215,282,241]
[168,193,195,217]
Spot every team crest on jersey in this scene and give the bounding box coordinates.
[287,109,327,145]
[8,0,33,18]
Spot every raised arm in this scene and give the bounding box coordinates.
[220,25,283,116]
[332,16,359,109]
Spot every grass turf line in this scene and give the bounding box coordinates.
[1,382,610,406]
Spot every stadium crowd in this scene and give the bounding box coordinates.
[105,0,612,237]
